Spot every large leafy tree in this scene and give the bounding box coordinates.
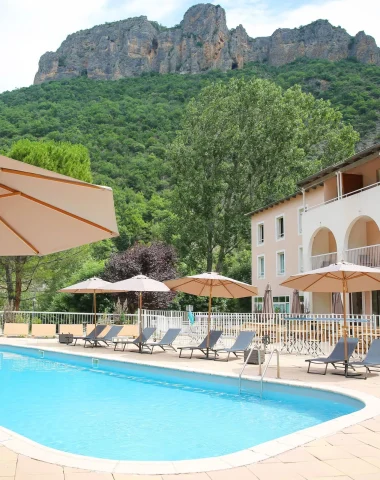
[0,139,93,310]
[103,242,177,312]
[169,77,359,272]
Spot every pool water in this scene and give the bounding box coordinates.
[0,346,362,461]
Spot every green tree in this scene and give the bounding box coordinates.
[0,139,93,310]
[169,78,359,272]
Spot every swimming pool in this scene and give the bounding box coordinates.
[0,345,364,462]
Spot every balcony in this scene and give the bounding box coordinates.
[310,252,337,270]
[346,244,380,267]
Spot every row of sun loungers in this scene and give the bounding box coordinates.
[306,337,380,378]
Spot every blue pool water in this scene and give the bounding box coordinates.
[0,346,363,461]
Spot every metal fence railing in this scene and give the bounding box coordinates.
[346,244,380,268]
[1,310,379,358]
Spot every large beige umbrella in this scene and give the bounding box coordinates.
[59,277,116,335]
[0,154,118,255]
[281,261,380,376]
[108,275,171,338]
[165,272,258,357]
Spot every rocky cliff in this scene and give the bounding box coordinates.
[34,3,380,84]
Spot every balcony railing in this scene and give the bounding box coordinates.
[305,181,380,212]
[311,252,337,270]
[346,244,380,267]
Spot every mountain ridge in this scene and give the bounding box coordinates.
[34,3,380,84]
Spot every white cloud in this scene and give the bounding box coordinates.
[222,0,380,42]
[0,0,379,94]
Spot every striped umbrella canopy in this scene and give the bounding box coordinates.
[262,283,274,314]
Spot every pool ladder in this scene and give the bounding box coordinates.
[238,347,280,397]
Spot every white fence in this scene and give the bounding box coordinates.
[1,310,379,358]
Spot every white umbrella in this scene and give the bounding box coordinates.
[107,275,170,337]
[59,277,116,334]
[165,272,258,357]
[281,261,380,376]
[0,154,118,255]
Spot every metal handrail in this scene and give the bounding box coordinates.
[238,346,280,396]
[260,349,280,397]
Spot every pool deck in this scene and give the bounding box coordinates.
[1,337,380,480]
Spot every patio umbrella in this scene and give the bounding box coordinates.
[0,154,118,255]
[332,292,344,315]
[262,283,274,314]
[107,275,170,337]
[280,261,380,376]
[59,277,116,335]
[165,272,258,357]
[291,289,302,314]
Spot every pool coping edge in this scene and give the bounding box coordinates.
[0,341,379,475]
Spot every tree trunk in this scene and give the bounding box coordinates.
[3,259,15,305]
[14,257,26,311]
[206,229,213,272]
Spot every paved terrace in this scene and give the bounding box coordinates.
[0,338,380,480]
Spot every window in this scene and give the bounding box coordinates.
[350,292,363,315]
[298,207,304,235]
[276,251,285,276]
[273,296,290,313]
[298,246,304,273]
[257,222,264,245]
[276,215,285,240]
[257,255,265,279]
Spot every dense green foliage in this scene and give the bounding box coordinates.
[170,78,358,272]
[0,58,378,311]
[0,59,379,252]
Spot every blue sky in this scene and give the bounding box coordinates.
[0,0,379,93]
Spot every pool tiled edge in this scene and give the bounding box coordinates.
[0,341,380,475]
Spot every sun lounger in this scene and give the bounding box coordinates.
[212,331,255,361]
[31,324,56,338]
[71,324,107,346]
[59,324,84,336]
[113,327,156,352]
[84,325,123,348]
[3,323,29,337]
[305,337,358,374]
[142,328,181,354]
[178,330,223,358]
[349,339,380,379]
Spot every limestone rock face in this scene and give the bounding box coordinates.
[34,4,380,84]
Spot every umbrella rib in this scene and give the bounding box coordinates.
[0,184,116,235]
[362,272,380,284]
[302,272,330,291]
[224,280,257,296]
[0,192,21,199]
[199,281,209,297]
[0,215,39,254]
[222,281,236,298]
[0,168,103,190]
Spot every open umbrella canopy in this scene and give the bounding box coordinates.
[280,261,380,293]
[164,272,258,298]
[0,154,118,256]
[59,277,114,294]
[109,275,170,293]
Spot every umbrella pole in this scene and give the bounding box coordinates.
[93,292,97,337]
[138,292,143,352]
[207,285,212,359]
[343,277,348,376]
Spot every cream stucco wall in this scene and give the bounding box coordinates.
[250,151,380,314]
